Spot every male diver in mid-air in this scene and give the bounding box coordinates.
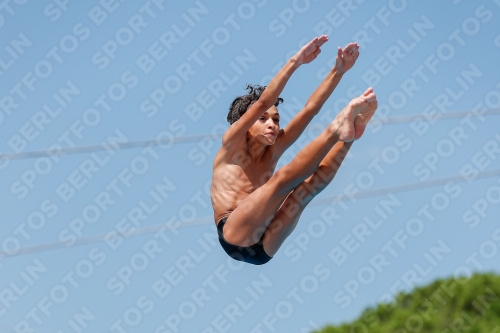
[210,35,378,265]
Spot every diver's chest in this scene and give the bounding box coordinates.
[242,160,276,186]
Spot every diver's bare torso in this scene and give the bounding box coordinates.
[210,131,283,223]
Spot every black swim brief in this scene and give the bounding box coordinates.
[217,216,272,265]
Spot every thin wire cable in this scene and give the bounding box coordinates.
[379,107,500,124]
[312,167,500,206]
[1,168,498,259]
[0,216,213,259]
[0,133,216,161]
[1,108,499,161]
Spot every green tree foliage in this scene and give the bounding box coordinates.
[315,273,500,333]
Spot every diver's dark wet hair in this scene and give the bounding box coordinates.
[227,84,284,125]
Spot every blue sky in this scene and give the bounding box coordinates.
[1,0,500,332]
